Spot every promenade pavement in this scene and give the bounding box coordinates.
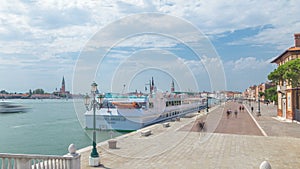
[79,102,300,169]
[244,101,300,138]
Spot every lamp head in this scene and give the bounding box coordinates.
[91,82,98,93]
[98,93,105,104]
[84,94,90,106]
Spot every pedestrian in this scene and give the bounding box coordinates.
[239,106,242,112]
[234,110,238,118]
[226,109,231,119]
[251,106,254,113]
[241,106,244,112]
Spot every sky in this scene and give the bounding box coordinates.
[0,0,300,94]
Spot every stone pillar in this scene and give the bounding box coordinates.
[64,144,81,169]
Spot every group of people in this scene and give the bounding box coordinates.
[226,105,245,119]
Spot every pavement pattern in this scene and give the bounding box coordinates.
[79,102,300,169]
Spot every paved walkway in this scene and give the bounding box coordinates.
[243,101,300,138]
[79,103,300,169]
[214,101,263,136]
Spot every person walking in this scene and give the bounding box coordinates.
[234,110,238,118]
[251,106,254,113]
[226,109,231,119]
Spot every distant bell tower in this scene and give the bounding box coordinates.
[61,76,65,94]
[171,80,175,93]
[295,33,300,47]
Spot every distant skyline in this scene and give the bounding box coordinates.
[0,1,299,93]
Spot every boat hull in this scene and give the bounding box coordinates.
[85,104,206,131]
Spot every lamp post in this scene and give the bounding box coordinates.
[206,94,209,112]
[257,95,261,116]
[84,82,104,166]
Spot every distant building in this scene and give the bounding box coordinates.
[243,85,256,101]
[243,82,274,102]
[256,82,274,101]
[53,76,70,98]
[271,33,300,121]
[61,76,66,94]
[171,80,175,93]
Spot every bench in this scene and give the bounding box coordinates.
[141,129,152,136]
[162,122,170,128]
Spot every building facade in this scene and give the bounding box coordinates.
[53,76,70,98]
[271,33,300,121]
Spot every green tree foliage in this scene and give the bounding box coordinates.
[283,59,300,87]
[258,91,264,97]
[33,88,45,94]
[265,86,278,103]
[268,63,286,85]
[268,58,300,87]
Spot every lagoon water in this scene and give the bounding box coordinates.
[0,98,218,156]
[0,99,125,155]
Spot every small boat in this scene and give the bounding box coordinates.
[0,101,29,113]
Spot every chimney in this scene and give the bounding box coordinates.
[295,33,300,47]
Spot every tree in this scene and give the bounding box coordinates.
[265,86,277,104]
[268,59,300,107]
[33,89,45,94]
[268,63,286,85]
[283,59,300,87]
[268,58,300,88]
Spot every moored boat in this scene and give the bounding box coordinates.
[85,84,206,131]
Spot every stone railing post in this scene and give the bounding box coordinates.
[64,143,81,169]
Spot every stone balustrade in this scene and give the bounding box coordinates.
[0,144,80,169]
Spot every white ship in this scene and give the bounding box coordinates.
[85,80,206,131]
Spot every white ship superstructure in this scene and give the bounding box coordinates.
[85,79,206,131]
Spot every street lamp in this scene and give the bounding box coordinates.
[257,95,261,116]
[206,94,210,112]
[84,82,104,166]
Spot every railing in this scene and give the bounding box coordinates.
[0,144,80,169]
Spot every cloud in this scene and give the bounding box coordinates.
[0,0,299,92]
[1,0,299,58]
[226,57,270,71]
